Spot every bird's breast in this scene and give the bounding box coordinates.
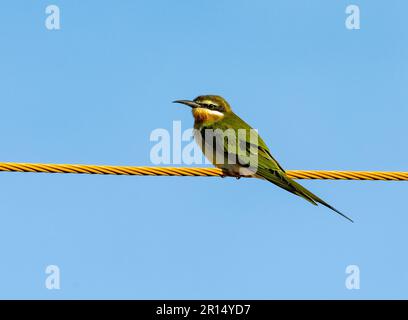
[192,108,224,124]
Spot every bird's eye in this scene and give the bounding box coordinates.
[208,104,217,110]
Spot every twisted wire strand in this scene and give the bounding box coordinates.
[0,162,407,180]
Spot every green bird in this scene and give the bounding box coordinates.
[174,95,353,222]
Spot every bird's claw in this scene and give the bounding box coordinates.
[219,174,241,179]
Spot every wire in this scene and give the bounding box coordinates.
[0,162,407,180]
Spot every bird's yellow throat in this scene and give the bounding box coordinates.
[192,108,224,124]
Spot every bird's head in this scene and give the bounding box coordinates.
[173,95,232,123]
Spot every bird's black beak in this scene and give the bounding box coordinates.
[173,100,201,109]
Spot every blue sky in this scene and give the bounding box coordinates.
[0,0,407,299]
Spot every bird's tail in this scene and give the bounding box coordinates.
[258,167,353,222]
[287,178,353,223]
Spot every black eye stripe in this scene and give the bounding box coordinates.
[197,102,223,111]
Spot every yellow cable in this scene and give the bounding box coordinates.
[0,162,407,180]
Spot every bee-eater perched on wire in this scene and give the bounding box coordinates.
[174,95,353,222]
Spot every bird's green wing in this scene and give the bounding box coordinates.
[217,112,286,172]
[213,112,353,222]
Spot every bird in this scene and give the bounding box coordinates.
[173,95,353,222]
